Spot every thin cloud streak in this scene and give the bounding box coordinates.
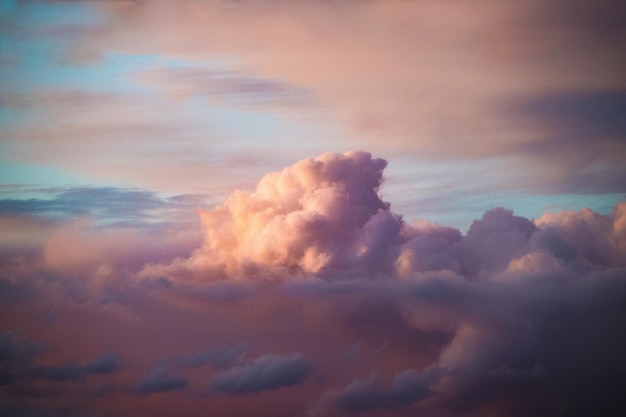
[2,0,624,215]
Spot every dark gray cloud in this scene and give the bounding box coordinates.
[0,332,42,386]
[0,400,99,417]
[306,266,626,416]
[210,353,312,395]
[510,90,626,194]
[325,367,438,413]
[136,366,188,395]
[32,351,120,382]
[519,90,626,139]
[538,0,626,53]
[0,332,120,385]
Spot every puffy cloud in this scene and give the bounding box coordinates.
[2,152,626,416]
[532,202,626,268]
[456,207,536,279]
[395,221,462,277]
[147,152,625,283]
[149,151,404,279]
[210,353,312,395]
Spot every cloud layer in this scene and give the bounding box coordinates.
[2,0,625,414]
[1,151,625,417]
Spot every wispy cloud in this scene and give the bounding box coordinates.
[210,353,312,395]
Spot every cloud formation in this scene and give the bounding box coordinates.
[311,367,439,415]
[146,151,626,282]
[210,353,311,395]
[0,332,120,385]
[148,151,403,279]
[137,366,188,395]
[1,152,625,417]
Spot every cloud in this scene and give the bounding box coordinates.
[395,221,462,277]
[509,90,626,194]
[136,366,188,395]
[1,332,120,385]
[456,207,536,279]
[41,218,198,274]
[0,186,204,278]
[532,203,626,268]
[59,0,625,204]
[3,0,624,227]
[1,153,625,416]
[146,151,626,282]
[210,353,312,395]
[136,66,314,108]
[33,351,120,382]
[147,151,404,279]
[0,186,207,227]
[312,367,439,415]
[302,265,626,416]
[430,269,626,417]
[0,278,34,305]
[0,332,42,386]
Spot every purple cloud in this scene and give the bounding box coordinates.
[210,353,312,395]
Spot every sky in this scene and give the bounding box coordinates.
[0,0,625,416]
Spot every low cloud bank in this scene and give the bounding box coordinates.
[1,151,625,417]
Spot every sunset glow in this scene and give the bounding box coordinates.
[1,1,625,416]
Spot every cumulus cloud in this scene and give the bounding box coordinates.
[2,152,625,416]
[147,151,404,279]
[532,204,626,268]
[146,151,626,283]
[456,207,536,279]
[210,353,311,395]
[395,221,462,277]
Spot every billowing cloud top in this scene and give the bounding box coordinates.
[2,0,626,414]
[145,151,625,283]
[153,151,404,279]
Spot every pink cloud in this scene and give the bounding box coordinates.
[144,151,404,280]
[143,152,626,283]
